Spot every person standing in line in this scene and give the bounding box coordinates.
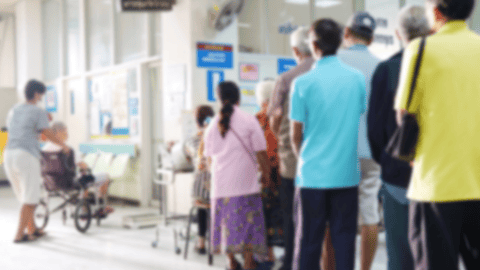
[395,0,480,269]
[367,5,430,270]
[267,26,315,270]
[291,19,366,270]
[185,105,215,255]
[336,12,381,270]
[3,80,70,243]
[203,82,271,270]
[255,80,283,268]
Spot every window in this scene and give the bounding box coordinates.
[42,0,61,81]
[65,0,81,75]
[151,13,162,56]
[116,11,148,63]
[88,0,114,70]
[239,0,312,55]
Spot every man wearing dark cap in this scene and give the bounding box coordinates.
[337,11,381,270]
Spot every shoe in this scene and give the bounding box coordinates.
[194,246,207,255]
[226,262,243,270]
[13,234,37,244]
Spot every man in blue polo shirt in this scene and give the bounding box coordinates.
[290,19,366,270]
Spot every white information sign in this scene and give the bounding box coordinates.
[366,0,401,60]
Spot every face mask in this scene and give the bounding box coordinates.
[204,116,212,126]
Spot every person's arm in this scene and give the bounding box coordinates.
[291,121,303,158]
[267,77,288,136]
[42,129,70,153]
[368,63,389,163]
[288,78,306,158]
[256,150,272,188]
[394,39,422,125]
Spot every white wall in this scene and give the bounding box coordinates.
[0,15,16,88]
[0,88,17,128]
[15,0,43,101]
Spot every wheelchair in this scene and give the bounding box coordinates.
[34,151,108,233]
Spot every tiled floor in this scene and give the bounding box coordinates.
[0,187,392,270]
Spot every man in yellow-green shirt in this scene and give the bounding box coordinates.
[395,0,480,269]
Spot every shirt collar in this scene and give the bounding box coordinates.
[299,56,314,65]
[347,44,368,51]
[437,20,468,35]
[314,56,339,68]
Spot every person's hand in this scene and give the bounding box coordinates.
[198,162,206,171]
[262,173,274,190]
[62,145,71,154]
[78,162,88,170]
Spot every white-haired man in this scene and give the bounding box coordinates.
[368,5,430,270]
[267,26,314,270]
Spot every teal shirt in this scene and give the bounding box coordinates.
[290,56,366,189]
[338,45,380,159]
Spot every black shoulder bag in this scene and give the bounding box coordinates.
[386,38,426,162]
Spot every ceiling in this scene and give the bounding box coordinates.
[0,0,21,13]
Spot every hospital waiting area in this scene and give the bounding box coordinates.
[1,0,480,269]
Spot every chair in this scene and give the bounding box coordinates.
[82,153,98,170]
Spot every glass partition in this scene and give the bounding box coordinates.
[42,0,61,80]
[116,11,148,63]
[65,0,81,75]
[88,0,114,70]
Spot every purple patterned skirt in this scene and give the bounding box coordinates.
[211,193,268,255]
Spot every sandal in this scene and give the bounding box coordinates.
[14,234,37,244]
[33,229,46,238]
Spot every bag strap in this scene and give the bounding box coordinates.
[230,129,257,166]
[407,37,426,110]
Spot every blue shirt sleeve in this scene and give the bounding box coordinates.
[289,79,306,123]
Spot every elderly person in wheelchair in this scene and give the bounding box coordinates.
[41,122,114,218]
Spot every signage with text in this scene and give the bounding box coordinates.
[197,43,234,69]
[120,0,175,12]
[278,58,297,75]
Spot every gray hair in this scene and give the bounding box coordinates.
[255,80,275,106]
[290,26,311,56]
[397,5,430,42]
[51,121,67,133]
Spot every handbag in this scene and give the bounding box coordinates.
[386,37,426,162]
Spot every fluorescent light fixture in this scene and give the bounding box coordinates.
[285,0,342,8]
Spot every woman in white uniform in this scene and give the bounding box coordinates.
[4,80,70,243]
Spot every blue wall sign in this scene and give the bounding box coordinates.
[207,70,224,102]
[197,43,233,69]
[129,98,139,116]
[45,85,58,113]
[278,58,297,75]
[278,22,298,35]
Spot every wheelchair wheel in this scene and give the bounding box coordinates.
[74,200,92,233]
[34,201,49,230]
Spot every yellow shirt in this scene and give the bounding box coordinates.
[395,21,480,202]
